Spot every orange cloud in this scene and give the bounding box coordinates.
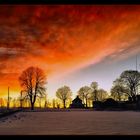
[0,5,140,97]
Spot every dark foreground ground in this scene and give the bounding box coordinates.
[0,110,140,135]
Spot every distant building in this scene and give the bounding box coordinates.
[93,95,140,110]
[70,96,84,108]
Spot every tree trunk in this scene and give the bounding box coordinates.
[94,90,97,101]
[118,93,121,101]
[132,95,136,102]
[85,98,88,108]
[31,103,34,110]
[82,95,85,105]
[63,100,66,108]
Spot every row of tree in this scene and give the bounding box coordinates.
[18,66,108,109]
[6,66,138,110]
[55,71,140,108]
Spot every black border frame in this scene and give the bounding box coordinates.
[0,0,140,139]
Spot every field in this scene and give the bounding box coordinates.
[0,110,140,135]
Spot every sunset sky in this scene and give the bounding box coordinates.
[0,5,140,99]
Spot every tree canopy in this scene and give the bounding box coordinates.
[120,70,140,101]
[56,85,72,108]
[78,86,91,107]
[19,66,47,110]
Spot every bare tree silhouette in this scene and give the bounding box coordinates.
[56,85,72,108]
[19,66,47,110]
[97,89,108,101]
[78,86,91,108]
[120,70,140,102]
[111,78,129,101]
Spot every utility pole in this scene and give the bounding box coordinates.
[136,55,138,71]
[20,90,23,109]
[136,55,139,95]
[7,86,9,110]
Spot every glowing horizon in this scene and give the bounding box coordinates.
[0,5,140,99]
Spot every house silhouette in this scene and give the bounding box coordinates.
[70,96,84,108]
